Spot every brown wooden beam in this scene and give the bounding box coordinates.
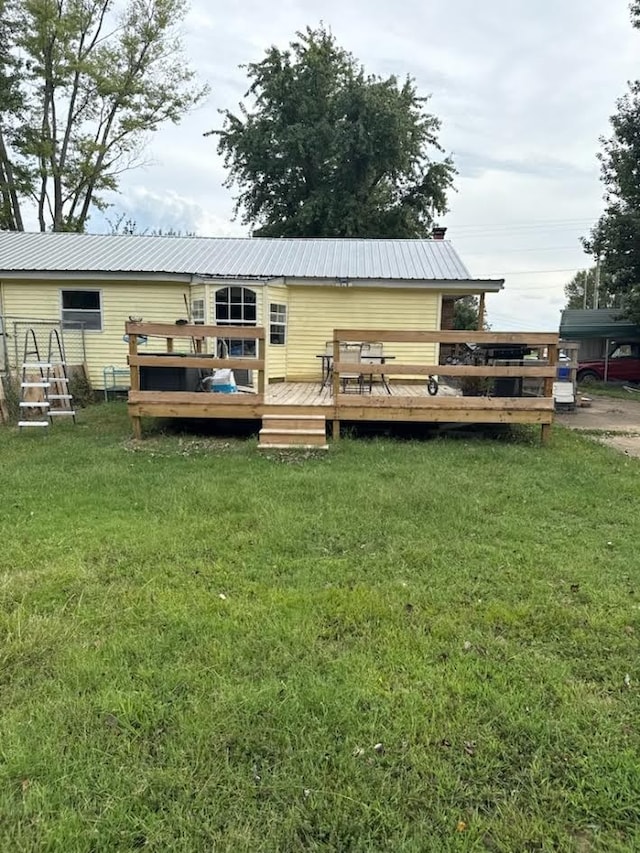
[128,390,263,405]
[334,330,559,345]
[333,362,557,378]
[336,395,554,411]
[477,293,486,330]
[125,322,265,340]
[128,355,265,371]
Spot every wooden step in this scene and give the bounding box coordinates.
[259,414,328,449]
[261,414,326,431]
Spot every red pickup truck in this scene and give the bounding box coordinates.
[577,342,640,384]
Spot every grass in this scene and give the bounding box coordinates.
[1,404,640,852]
[577,380,640,400]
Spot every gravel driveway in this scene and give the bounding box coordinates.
[556,394,640,456]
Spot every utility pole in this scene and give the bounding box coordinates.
[582,269,588,309]
[594,256,601,310]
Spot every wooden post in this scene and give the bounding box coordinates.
[541,341,558,445]
[194,337,203,354]
[257,335,266,397]
[128,332,142,439]
[166,337,174,353]
[332,335,340,439]
[477,293,486,330]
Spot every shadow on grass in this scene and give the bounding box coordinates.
[341,420,540,444]
[148,415,540,446]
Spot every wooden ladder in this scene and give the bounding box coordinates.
[259,414,328,450]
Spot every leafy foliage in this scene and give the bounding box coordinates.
[563,268,618,310]
[214,26,455,237]
[453,296,480,330]
[0,0,207,232]
[584,7,640,321]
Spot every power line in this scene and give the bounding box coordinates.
[450,217,595,231]
[476,267,581,276]
[465,245,586,256]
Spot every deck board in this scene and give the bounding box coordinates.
[265,381,438,407]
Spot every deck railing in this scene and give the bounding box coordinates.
[125,321,265,438]
[331,329,559,442]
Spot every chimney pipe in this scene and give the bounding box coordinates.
[432,226,447,240]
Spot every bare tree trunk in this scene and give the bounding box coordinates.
[0,128,23,230]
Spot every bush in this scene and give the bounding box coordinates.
[1,374,20,422]
[458,375,494,396]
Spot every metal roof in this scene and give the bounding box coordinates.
[0,231,501,286]
[560,309,640,340]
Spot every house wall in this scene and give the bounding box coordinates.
[265,283,289,380]
[285,284,441,381]
[1,276,447,388]
[0,278,188,387]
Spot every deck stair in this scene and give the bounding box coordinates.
[259,414,328,450]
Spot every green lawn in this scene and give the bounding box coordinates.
[577,380,640,400]
[1,405,639,852]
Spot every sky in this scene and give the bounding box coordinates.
[98,0,639,331]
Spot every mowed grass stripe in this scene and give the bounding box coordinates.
[0,404,639,851]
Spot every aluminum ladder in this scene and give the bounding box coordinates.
[46,329,76,424]
[18,328,76,428]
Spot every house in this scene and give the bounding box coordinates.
[0,230,503,388]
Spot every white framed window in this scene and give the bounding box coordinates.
[191,298,205,324]
[215,286,257,357]
[269,303,287,345]
[61,289,102,331]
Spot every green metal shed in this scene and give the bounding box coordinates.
[560,309,640,360]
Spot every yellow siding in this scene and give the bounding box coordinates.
[286,285,441,381]
[265,283,288,380]
[1,277,442,388]
[1,279,188,387]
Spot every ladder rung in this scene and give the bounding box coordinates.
[18,421,49,427]
[48,394,72,400]
[49,410,75,417]
[23,362,52,369]
[19,401,50,408]
[21,382,50,388]
[48,377,69,383]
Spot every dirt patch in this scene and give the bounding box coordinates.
[596,435,640,457]
[556,395,640,457]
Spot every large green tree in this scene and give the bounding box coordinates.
[213,26,455,238]
[584,4,640,321]
[0,0,207,232]
[563,268,618,310]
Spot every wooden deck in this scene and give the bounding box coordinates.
[125,323,559,443]
[128,381,554,427]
